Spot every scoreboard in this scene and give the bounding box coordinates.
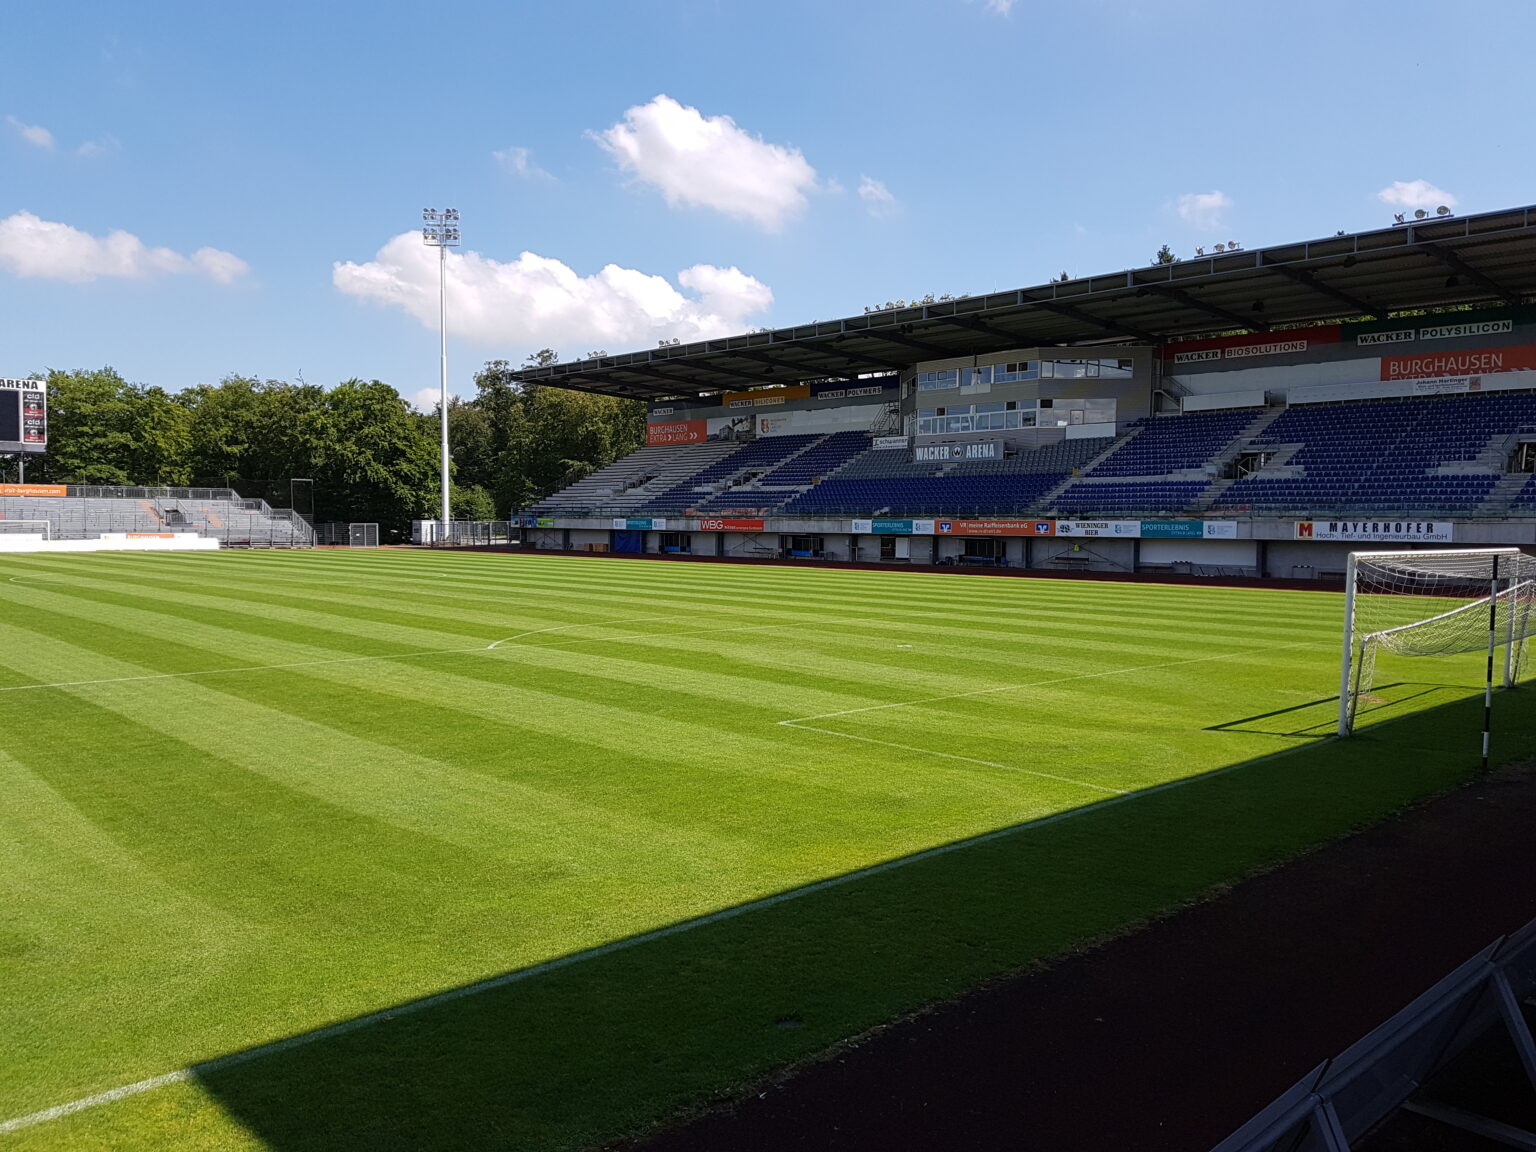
[0,378,46,454]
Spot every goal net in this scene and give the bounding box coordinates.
[1339,548,1536,735]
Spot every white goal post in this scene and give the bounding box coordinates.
[1338,548,1536,741]
[0,520,51,539]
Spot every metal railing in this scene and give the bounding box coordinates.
[0,490,314,547]
[423,520,518,547]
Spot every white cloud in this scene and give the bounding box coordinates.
[986,0,1017,12]
[408,387,443,413]
[1176,190,1232,231]
[1377,180,1457,211]
[858,175,899,219]
[593,94,818,231]
[76,137,121,158]
[333,233,773,350]
[0,211,249,284]
[494,146,553,181]
[189,247,250,284]
[6,115,54,150]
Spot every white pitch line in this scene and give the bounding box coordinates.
[486,613,702,649]
[490,618,829,650]
[0,722,1346,1139]
[782,640,1325,724]
[0,625,1329,1134]
[0,645,494,694]
[0,616,843,694]
[780,723,1126,795]
[0,1071,194,1135]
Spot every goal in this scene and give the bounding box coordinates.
[0,519,51,539]
[1338,548,1536,738]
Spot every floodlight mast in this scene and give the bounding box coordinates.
[422,208,461,540]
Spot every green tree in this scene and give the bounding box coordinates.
[451,483,498,521]
[461,359,645,511]
[42,368,193,485]
[313,379,440,526]
[1152,244,1178,265]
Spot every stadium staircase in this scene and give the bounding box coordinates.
[1046,408,1272,517]
[529,441,743,515]
[1480,471,1536,517]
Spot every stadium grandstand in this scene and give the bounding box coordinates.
[516,203,1536,579]
[0,484,314,547]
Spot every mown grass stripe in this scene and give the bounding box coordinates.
[0,549,1519,1152]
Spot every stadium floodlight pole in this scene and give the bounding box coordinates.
[422,208,460,541]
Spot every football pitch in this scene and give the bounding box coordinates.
[2,548,1532,1152]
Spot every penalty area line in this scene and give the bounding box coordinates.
[782,639,1327,724]
[779,722,1126,795]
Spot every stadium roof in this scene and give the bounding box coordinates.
[513,203,1536,402]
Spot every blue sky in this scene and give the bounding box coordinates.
[3,0,1532,408]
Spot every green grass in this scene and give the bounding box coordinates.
[1,549,1531,1151]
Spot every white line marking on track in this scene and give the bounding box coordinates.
[0,729,1336,1138]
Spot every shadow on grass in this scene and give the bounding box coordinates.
[166,690,1536,1152]
[1204,682,1466,738]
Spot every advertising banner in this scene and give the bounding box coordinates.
[698,518,765,532]
[1055,520,1142,538]
[1165,325,1341,365]
[1138,521,1205,539]
[1,379,47,453]
[1410,376,1484,395]
[914,441,1003,462]
[723,385,811,409]
[851,519,935,535]
[1345,305,1536,347]
[1202,521,1239,539]
[646,415,753,445]
[812,379,897,399]
[0,483,67,498]
[873,436,910,451]
[1380,344,1536,381]
[1295,521,1455,543]
[646,418,707,446]
[612,518,668,531]
[935,519,1055,537]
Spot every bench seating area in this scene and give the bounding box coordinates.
[526,390,1536,522]
[0,491,311,546]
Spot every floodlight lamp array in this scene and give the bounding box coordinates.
[420,209,461,246]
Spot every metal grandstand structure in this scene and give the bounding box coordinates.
[511,204,1536,400]
[1211,916,1536,1152]
[0,485,313,547]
